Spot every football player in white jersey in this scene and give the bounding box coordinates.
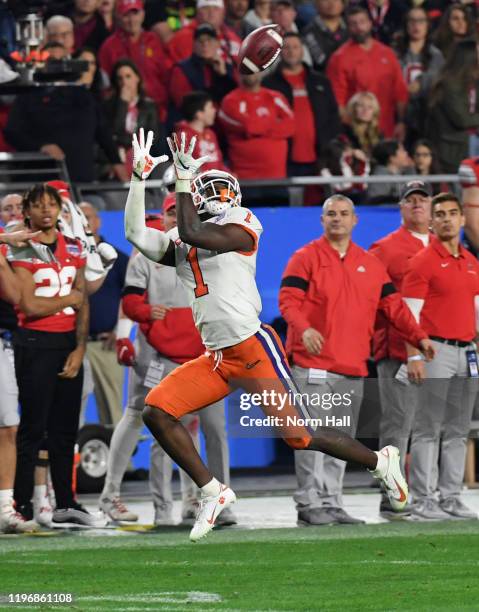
[124,129,430,541]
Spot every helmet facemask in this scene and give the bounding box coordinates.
[191,171,242,215]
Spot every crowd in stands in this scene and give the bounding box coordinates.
[1,0,479,204]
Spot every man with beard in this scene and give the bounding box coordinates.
[327,5,408,139]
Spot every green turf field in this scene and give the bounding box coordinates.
[2,521,479,611]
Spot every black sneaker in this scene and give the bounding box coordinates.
[52,502,107,528]
[16,502,34,521]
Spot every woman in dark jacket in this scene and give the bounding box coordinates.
[426,39,479,173]
[103,59,163,174]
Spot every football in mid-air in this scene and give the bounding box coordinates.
[238,24,283,75]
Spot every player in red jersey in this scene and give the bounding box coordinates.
[10,184,106,528]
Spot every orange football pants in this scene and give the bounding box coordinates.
[145,324,312,449]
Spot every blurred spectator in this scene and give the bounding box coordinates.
[98,0,117,32]
[0,227,38,534]
[354,0,407,46]
[426,39,479,173]
[175,91,228,172]
[167,0,241,64]
[394,7,444,147]
[301,0,348,72]
[270,0,312,65]
[45,16,75,56]
[146,0,196,44]
[369,181,432,519]
[411,139,445,195]
[80,201,129,427]
[368,138,412,204]
[0,194,23,228]
[244,0,272,30]
[320,135,370,203]
[5,55,126,183]
[433,3,475,59]
[225,0,255,39]
[103,59,160,174]
[459,156,479,253]
[218,73,295,180]
[73,47,103,97]
[168,23,237,113]
[42,41,68,59]
[263,33,340,176]
[327,5,408,139]
[342,91,382,159]
[70,0,110,52]
[98,0,172,121]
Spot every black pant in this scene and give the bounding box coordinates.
[14,329,83,509]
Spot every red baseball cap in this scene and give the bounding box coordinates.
[117,0,144,15]
[46,180,71,200]
[163,193,176,213]
[145,213,164,231]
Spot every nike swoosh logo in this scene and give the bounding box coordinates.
[393,477,407,503]
[206,486,228,524]
[245,359,261,370]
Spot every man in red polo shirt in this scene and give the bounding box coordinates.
[369,180,432,519]
[327,5,408,139]
[279,194,433,526]
[403,192,479,520]
[98,0,172,120]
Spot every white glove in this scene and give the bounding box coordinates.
[132,128,169,181]
[97,242,118,273]
[166,131,211,180]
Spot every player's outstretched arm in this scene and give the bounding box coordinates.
[168,133,254,253]
[124,128,175,263]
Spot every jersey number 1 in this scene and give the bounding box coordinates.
[186,248,209,298]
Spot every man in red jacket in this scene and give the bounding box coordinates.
[98,0,172,120]
[167,0,241,64]
[218,73,295,180]
[279,194,432,526]
[327,5,408,139]
[369,180,432,519]
[175,91,228,173]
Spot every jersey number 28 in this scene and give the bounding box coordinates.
[33,266,77,315]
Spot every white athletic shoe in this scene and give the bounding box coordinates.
[189,485,236,542]
[33,498,53,528]
[100,497,138,522]
[370,446,408,512]
[0,507,39,534]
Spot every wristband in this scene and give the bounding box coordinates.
[116,318,133,339]
[407,355,424,362]
[175,179,191,193]
[132,169,144,182]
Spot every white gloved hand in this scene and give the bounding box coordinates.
[132,128,169,181]
[97,242,118,273]
[166,131,211,180]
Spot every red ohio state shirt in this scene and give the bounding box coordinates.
[279,236,427,377]
[174,121,228,173]
[369,226,432,363]
[402,237,479,342]
[218,87,295,179]
[11,233,86,333]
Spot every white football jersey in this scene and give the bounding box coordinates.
[167,206,263,350]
